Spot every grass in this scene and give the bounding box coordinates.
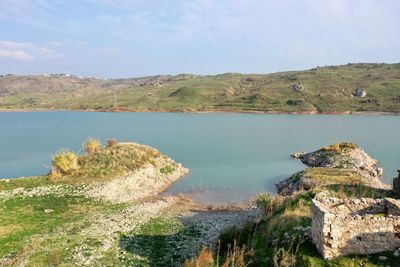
[320,142,358,152]
[160,165,176,175]
[50,143,163,183]
[256,193,283,217]
[120,216,203,266]
[301,168,365,185]
[0,194,112,258]
[1,63,400,113]
[83,138,101,155]
[0,176,51,191]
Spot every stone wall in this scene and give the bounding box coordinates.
[393,170,400,194]
[311,195,400,259]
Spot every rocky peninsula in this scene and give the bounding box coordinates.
[0,140,258,266]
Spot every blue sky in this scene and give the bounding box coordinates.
[0,0,399,78]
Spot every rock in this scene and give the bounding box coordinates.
[353,88,367,97]
[291,83,304,92]
[276,169,327,195]
[298,143,384,180]
[44,209,54,213]
[394,251,400,257]
[378,256,387,261]
[290,151,306,159]
[376,168,384,176]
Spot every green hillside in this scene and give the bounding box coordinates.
[1,63,400,113]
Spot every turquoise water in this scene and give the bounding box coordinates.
[0,112,399,204]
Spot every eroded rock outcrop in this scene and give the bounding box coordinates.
[277,143,390,196]
[298,143,383,179]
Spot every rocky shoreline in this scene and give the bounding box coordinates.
[1,107,399,116]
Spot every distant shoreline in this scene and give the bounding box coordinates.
[0,108,399,116]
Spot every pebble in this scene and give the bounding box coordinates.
[44,209,54,213]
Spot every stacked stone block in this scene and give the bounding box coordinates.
[311,195,400,259]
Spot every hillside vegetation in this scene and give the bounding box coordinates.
[1,63,400,113]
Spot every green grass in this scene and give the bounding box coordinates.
[1,63,400,113]
[0,194,109,258]
[160,165,175,175]
[0,176,51,191]
[120,216,202,266]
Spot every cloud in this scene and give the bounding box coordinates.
[0,41,64,61]
[0,49,33,60]
[0,0,399,76]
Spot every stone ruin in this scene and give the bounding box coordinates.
[311,195,400,259]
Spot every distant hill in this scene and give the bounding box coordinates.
[1,63,399,113]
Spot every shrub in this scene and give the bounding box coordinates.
[321,142,358,152]
[51,150,79,175]
[83,138,101,154]
[256,193,283,217]
[160,165,175,174]
[107,139,118,147]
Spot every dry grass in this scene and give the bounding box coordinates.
[51,150,79,176]
[324,183,391,199]
[0,225,22,237]
[83,138,101,154]
[221,242,251,267]
[303,167,364,184]
[184,243,252,267]
[320,142,358,152]
[52,143,162,183]
[49,249,61,266]
[184,247,214,267]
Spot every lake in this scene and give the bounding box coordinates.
[0,111,398,204]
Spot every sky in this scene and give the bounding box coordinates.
[0,0,399,78]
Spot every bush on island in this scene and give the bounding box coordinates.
[83,138,102,154]
[51,150,79,176]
